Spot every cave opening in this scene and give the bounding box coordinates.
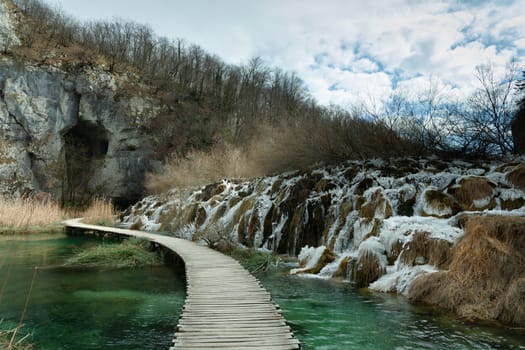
[62,120,109,207]
[65,121,109,159]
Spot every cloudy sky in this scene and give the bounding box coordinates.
[48,0,525,107]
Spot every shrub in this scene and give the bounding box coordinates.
[192,222,236,254]
[146,144,247,192]
[229,248,281,274]
[146,117,420,192]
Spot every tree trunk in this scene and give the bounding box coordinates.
[512,108,525,154]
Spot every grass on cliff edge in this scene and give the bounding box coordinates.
[0,197,116,234]
[64,237,162,268]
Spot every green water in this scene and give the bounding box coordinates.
[1,235,525,350]
[259,271,525,350]
[0,234,185,349]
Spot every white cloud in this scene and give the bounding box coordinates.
[50,0,525,109]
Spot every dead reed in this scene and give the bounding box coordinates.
[0,196,117,232]
[81,197,116,226]
[506,163,525,190]
[452,177,495,210]
[400,231,452,268]
[409,216,525,326]
[0,197,63,230]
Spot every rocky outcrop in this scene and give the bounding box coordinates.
[0,0,163,206]
[0,1,19,51]
[0,58,160,206]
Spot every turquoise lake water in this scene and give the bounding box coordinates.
[1,234,524,349]
[258,271,525,350]
[0,234,185,349]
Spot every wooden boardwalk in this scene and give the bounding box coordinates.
[63,219,300,350]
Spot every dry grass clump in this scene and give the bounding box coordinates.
[81,197,116,226]
[64,237,161,268]
[0,196,64,231]
[352,251,386,288]
[400,231,452,268]
[409,216,525,326]
[0,325,33,350]
[292,247,337,275]
[506,163,525,190]
[358,189,392,220]
[146,117,419,192]
[422,189,462,218]
[146,144,248,192]
[498,277,525,325]
[451,177,495,210]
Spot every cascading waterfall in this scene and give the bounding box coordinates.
[120,157,525,295]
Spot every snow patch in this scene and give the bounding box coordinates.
[353,218,377,246]
[498,188,525,201]
[369,264,438,295]
[290,245,328,274]
[358,237,387,270]
[378,216,463,254]
[473,196,492,209]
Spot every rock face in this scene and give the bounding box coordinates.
[0,58,159,206]
[0,1,19,51]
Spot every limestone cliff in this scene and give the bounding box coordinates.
[0,2,160,206]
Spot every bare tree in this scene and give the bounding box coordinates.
[464,62,519,155]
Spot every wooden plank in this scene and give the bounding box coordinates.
[174,328,292,335]
[170,346,299,350]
